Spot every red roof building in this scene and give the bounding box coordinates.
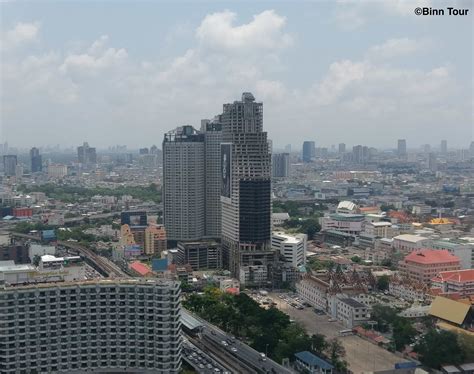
[431,269,474,298]
[129,261,153,277]
[399,249,461,284]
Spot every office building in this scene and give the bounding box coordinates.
[220,93,274,279]
[30,147,42,173]
[0,279,182,374]
[139,147,149,155]
[440,139,448,154]
[203,121,223,238]
[338,143,346,153]
[272,153,290,178]
[3,155,17,176]
[121,211,148,247]
[177,240,221,270]
[77,142,97,165]
[271,232,307,268]
[397,139,407,157]
[284,144,292,153]
[302,141,315,162]
[163,126,205,241]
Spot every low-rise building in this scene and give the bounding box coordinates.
[295,351,334,374]
[335,297,370,328]
[431,269,474,298]
[393,234,431,253]
[176,241,221,270]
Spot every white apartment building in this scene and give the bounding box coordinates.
[334,297,370,328]
[239,265,268,286]
[0,279,182,374]
[47,164,68,179]
[393,234,431,253]
[272,232,307,268]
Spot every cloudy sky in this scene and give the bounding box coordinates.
[1,0,472,150]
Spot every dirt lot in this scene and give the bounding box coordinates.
[268,293,407,374]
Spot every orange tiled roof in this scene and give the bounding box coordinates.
[405,249,460,265]
[432,269,474,283]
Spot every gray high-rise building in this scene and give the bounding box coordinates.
[2,155,17,176]
[77,142,97,165]
[30,147,42,173]
[163,126,205,242]
[440,139,448,154]
[428,152,437,172]
[0,279,182,374]
[302,141,315,162]
[203,120,223,238]
[352,145,369,164]
[272,153,290,178]
[397,139,407,157]
[469,141,474,158]
[338,143,346,153]
[220,93,274,281]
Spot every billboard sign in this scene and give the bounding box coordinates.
[221,143,232,199]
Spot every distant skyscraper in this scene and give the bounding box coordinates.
[284,144,292,153]
[77,142,97,165]
[203,120,223,239]
[163,126,205,241]
[272,153,290,178]
[150,145,158,154]
[3,155,17,176]
[428,152,437,172]
[397,139,407,157]
[30,147,42,173]
[352,145,369,164]
[470,141,474,158]
[338,143,346,153]
[423,144,431,154]
[220,93,274,280]
[440,140,448,154]
[139,147,149,155]
[302,141,315,162]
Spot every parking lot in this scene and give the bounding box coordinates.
[268,292,406,374]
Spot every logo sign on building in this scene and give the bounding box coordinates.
[221,143,232,199]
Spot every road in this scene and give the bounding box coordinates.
[268,293,407,374]
[189,312,294,374]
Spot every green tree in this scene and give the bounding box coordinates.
[415,329,465,368]
[458,332,474,362]
[351,256,361,263]
[377,275,390,291]
[325,338,346,366]
[392,318,416,351]
[310,334,328,355]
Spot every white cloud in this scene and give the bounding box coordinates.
[366,37,433,59]
[1,22,39,51]
[196,10,292,51]
[59,35,128,74]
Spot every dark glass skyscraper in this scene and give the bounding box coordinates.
[302,141,315,162]
[30,147,42,173]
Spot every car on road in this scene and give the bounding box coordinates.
[259,353,267,361]
[231,347,238,352]
[221,340,228,346]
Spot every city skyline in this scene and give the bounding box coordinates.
[1,1,472,149]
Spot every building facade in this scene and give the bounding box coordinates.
[163,126,205,242]
[220,93,274,279]
[302,141,315,162]
[399,249,461,284]
[203,121,223,238]
[272,153,290,178]
[0,279,182,374]
[177,241,221,270]
[30,147,42,173]
[3,155,17,176]
[272,232,307,268]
